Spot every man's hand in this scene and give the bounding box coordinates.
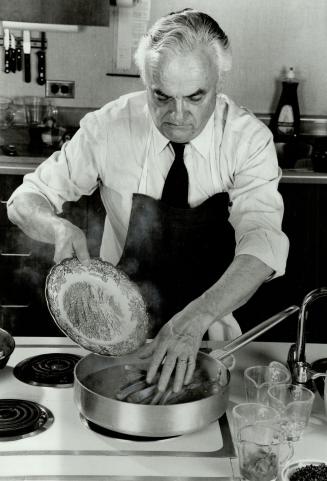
[136,311,205,393]
[53,218,90,265]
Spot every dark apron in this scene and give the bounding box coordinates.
[117,192,236,337]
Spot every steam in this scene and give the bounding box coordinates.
[4,193,170,338]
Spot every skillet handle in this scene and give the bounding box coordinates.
[208,305,299,361]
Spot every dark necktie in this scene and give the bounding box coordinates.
[161,142,189,208]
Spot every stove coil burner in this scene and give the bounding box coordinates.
[14,353,82,387]
[0,399,54,441]
[80,415,177,442]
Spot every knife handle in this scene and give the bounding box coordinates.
[36,50,46,85]
[4,49,10,74]
[10,49,16,73]
[24,54,31,83]
[16,47,22,71]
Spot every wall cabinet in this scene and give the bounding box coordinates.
[0,0,109,26]
[235,183,327,343]
[0,174,104,336]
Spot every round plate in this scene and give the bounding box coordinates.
[45,258,149,356]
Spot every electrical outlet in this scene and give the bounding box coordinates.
[45,80,75,98]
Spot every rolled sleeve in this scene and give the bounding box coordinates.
[228,127,289,278]
[8,112,105,214]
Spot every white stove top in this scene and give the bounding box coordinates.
[0,337,235,479]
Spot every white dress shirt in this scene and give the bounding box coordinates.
[8,91,289,278]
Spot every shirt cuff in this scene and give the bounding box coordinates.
[235,229,289,279]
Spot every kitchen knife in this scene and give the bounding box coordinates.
[16,40,23,72]
[10,34,16,73]
[4,29,10,74]
[36,32,46,85]
[23,30,31,83]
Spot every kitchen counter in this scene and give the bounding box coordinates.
[281,168,327,184]
[0,154,41,175]
[1,153,327,182]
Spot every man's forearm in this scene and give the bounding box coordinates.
[187,254,273,334]
[7,192,61,244]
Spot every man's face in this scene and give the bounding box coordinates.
[146,46,218,143]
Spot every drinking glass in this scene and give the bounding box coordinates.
[24,96,44,126]
[244,363,291,404]
[267,383,314,442]
[232,402,280,441]
[0,97,14,129]
[237,424,293,481]
[11,96,27,125]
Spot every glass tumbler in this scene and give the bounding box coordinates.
[237,423,293,481]
[267,383,314,442]
[232,402,280,441]
[24,96,44,126]
[244,363,291,404]
[0,97,14,129]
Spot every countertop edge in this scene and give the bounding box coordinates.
[1,155,327,183]
[281,170,327,184]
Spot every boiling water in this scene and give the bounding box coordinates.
[82,363,219,404]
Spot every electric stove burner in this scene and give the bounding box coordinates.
[80,415,177,442]
[0,399,54,441]
[14,353,82,387]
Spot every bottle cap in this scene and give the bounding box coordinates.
[285,67,297,82]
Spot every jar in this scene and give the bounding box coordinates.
[0,97,15,130]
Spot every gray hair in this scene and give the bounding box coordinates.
[134,8,232,83]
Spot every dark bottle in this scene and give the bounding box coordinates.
[270,67,300,141]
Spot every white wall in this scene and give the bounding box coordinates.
[1,0,327,115]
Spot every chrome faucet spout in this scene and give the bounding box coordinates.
[296,287,327,363]
[288,286,327,385]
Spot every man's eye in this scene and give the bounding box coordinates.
[189,95,203,102]
[154,92,169,102]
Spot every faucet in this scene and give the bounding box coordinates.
[287,287,327,387]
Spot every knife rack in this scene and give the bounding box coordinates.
[0,36,47,49]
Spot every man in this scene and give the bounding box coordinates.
[7,9,288,393]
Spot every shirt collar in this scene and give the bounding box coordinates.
[151,110,214,158]
[189,112,214,159]
[151,121,170,154]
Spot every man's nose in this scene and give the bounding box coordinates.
[172,98,185,122]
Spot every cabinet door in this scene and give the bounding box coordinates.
[308,184,327,343]
[0,175,25,226]
[235,183,318,342]
[0,247,63,336]
[0,0,109,26]
[0,174,61,336]
[0,174,105,336]
[279,183,318,303]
